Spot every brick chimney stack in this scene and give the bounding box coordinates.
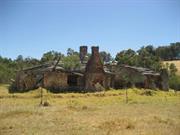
[85,46,103,73]
[91,46,99,56]
[79,46,88,63]
[85,46,106,90]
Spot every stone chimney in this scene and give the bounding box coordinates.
[85,46,106,90]
[79,46,88,63]
[91,46,99,56]
[85,46,104,73]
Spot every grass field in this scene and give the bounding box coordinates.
[0,84,180,135]
[163,60,180,75]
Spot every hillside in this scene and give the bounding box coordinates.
[0,84,180,135]
[163,60,180,75]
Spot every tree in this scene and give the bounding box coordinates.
[16,55,23,62]
[62,54,80,70]
[145,45,155,55]
[24,57,41,68]
[15,55,24,70]
[67,48,78,56]
[115,46,162,71]
[100,51,112,63]
[115,49,137,66]
[155,42,180,60]
[41,51,64,63]
[169,75,180,91]
[169,63,178,77]
[137,47,162,71]
[0,56,17,83]
[170,42,180,60]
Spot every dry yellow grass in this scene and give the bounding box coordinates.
[0,84,180,135]
[163,60,180,75]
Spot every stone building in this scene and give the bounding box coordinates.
[12,46,169,92]
[105,64,169,90]
[13,63,84,92]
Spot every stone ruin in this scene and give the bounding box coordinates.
[11,46,169,92]
[85,46,111,91]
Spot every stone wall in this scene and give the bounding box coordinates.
[43,71,68,89]
[77,76,84,87]
[160,69,169,91]
[15,71,37,91]
[113,66,145,89]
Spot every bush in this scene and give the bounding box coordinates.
[140,90,154,96]
[95,83,105,91]
[169,75,180,91]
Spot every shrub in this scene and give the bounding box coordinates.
[140,90,154,96]
[169,75,180,91]
[95,83,105,91]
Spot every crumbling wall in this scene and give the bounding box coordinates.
[113,65,167,90]
[104,73,114,89]
[113,66,145,89]
[14,71,37,91]
[14,71,23,90]
[144,75,157,89]
[77,76,84,87]
[159,69,169,91]
[43,71,68,89]
[24,73,37,90]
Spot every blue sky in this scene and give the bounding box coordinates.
[0,0,180,59]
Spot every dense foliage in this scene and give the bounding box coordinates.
[115,46,162,71]
[169,75,180,90]
[0,57,16,83]
[115,42,180,71]
[164,63,180,90]
[156,42,180,60]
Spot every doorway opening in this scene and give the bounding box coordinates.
[67,75,78,86]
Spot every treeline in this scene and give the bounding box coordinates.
[115,42,180,71]
[0,42,180,90]
[156,42,180,60]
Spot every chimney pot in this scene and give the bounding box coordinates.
[91,46,99,55]
[80,46,88,63]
